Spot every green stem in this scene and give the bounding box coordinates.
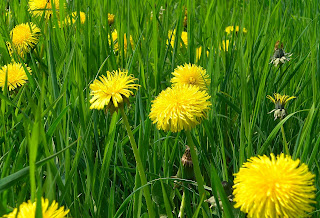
[178,191,186,218]
[185,131,209,215]
[281,124,290,155]
[119,107,155,217]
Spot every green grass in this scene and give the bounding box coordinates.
[0,0,319,217]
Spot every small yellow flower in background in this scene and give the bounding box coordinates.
[270,41,292,67]
[167,30,188,48]
[90,69,139,112]
[225,25,247,35]
[219,40,230,52]
[68,11,86,24]
[196,47,209,60]
[0,62,31,91]
[28,0,63,19]
[108,13,115,25]
[233,153,316,218]
[267,93,296,120]
[149,85,211,132]
[171,63,210,91]
[6,23,41,57]
[109,30,134,53]
[2,197,69,218]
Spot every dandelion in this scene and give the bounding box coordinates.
[196,47,209,60]
[171,63,210,91]
[2,197,69,218]
[89,69,139,112]
[219,40,230,52]
[6,23,40,57]
[233,153,316,218]
[28,0,63,19]
[109,30,134,53]
[149,85,211,132]
[270,41,292,67]
[65,11,86,25]
[108,13,115,25]
[0,62,31,91]
[225,25,247,35]
[266,93,295,120]
[167,30,188,48]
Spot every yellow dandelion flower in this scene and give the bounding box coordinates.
[219,40,230,52]
[266,93,296,120]
[233,153,316,218]
[171,63,210,91]
[64,11,86,25]
[28,0,63,19]
[0,62,31,91]
[225,25,247,35]
[167,30,188,48]
[196,47,209,60]
[108,13,115,25]
[149,85,211,132]
[6,22,41,57]
[109,30,134,54]
[90,69,139,111]
[2,197,69,218]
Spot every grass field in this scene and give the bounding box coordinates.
[0,0,319,217]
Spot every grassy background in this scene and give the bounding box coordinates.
[0,0,319,217]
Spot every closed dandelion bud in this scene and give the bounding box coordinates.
[270,41,292,67]
[181,145,194,180]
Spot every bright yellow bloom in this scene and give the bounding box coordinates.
[6,23,40,57]
[171,63,210,91]
[2,197,69,218]
[219,40,230,52]
[28,0,63,19]
[167,30,188,48]
[267,93,296,120]
[233,153,316,218]
[66,11,86,24]
[108,13,115,25]
[109,30,134,53]
[149,85,211,132]
[0,62,31,91]
[225,26,247,35]
[90,69,139,111]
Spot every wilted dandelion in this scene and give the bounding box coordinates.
[149,85,211,132]
[270,41,292,67]
[28,0,63,19]
[109,30,134,53]
[233,153,316,218]
[266,93,295,120]
[6,22,40,57]
[2,197,69,218]
[225,25,247,35]
[108,13,115,25]
[0,62,31,91]
[90,69,139,112]
[171,63,210,91]
[168,30,188,48]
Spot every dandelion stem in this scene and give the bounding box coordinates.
[119,107,155,217]
[281,124,290,155]
[178,190,186,218]
[185,131,209,215]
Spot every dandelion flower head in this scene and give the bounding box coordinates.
[2,197,69,218]
[7,22,40,57]
[149,85,211,132]
[171,63,210,91]
[219,40,230,52]
[109,30,134,53]
[69,11,86,24]
[0,62,31,91]
[196,47,209,60]
[28,0,63,19]
[233,153,316,218]
[168,30,188,48]
[266,93,295,120]
[108,13,115,25]
[225,26,247,35]
[90,69,139,111]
